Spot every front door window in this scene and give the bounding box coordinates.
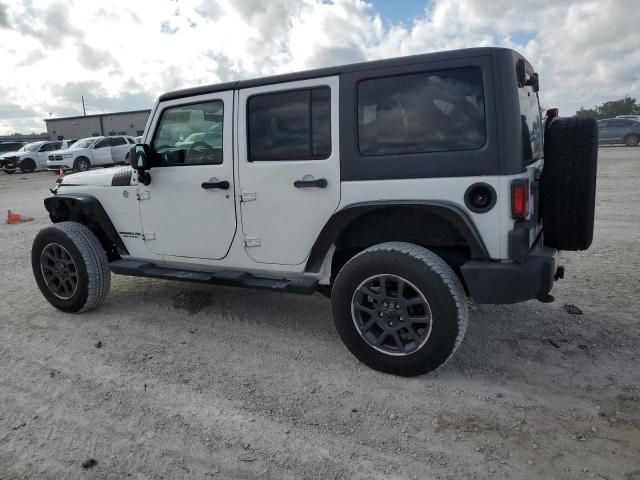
[152,101,223,166]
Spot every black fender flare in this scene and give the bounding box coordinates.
[305,200,489,273]
[44,194,128,257]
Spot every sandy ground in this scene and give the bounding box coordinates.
[0,147,639,480]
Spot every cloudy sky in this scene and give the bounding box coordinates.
[0,0,638,135]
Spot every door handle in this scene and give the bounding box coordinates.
[201,180,229,190]
[294,178,328,188]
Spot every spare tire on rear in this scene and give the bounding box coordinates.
[541,116,598,251]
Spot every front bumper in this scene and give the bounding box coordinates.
[460,235,558,304]
[47,161,72,171]
[3,158,18,171]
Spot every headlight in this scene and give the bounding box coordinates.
[61,153,73,158]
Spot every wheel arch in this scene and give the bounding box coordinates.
[44,194,128,260]
[624,132,639,145]
[305,201,489,275]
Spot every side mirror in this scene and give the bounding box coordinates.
[130,144,152,185]
[525,72,540,92]
[130,144,151,170]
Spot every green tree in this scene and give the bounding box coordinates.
[576,96,640,120]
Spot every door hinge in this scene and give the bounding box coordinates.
[240,191,256,202]
[136,189,151,201]
[244,235,261,247]
[142,230,156,241]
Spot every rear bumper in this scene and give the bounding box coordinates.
[460,235,558,304]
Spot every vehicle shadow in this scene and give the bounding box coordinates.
[102,274,638,388]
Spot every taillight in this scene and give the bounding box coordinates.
[546,108,559,119]
[511,179,530,219]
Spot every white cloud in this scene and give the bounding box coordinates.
[0,0,638,134]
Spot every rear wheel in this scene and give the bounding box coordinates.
[624,134,639,147]
[331,242,468,376]
[32,222,110,313]
[4,169,15,174]
[73,157,90,172]
[20,158,36,173]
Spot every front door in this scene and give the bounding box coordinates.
[237,77,340,265]
[37,142,60,168]
[138,92,236,260]
[109,137,130,164]
[92,138,113,166]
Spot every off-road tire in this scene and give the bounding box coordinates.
[542,116,598,251]
[73,157,91,172]
[331,242,468,376]
[624,134,639,147]
[20,158,36,173]
[32,222,110,313]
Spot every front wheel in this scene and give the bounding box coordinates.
[625,134,639,147]
[32,222,111,313]
[20,158,36,173]
[73,157,91,172]
[4,169,15,174]
[331,242,468,376]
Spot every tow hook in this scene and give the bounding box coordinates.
[554,266,565,281]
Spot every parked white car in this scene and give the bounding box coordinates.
[2,140,72,173]
[0,143,30,171]
[47,136,135,172]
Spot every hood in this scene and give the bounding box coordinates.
[60,166,127,187]
[0,150,22,159]
[53,146,89,155]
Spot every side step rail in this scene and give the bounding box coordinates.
[109,260,318,295]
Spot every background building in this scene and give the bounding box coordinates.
[44,109,151,140]
[0,133,49,143]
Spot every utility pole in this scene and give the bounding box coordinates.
[82,96,86,116]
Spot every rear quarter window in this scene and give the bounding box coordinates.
[357,67,486,156]
[518,78,543,163]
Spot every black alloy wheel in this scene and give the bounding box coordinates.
[39,243,79,300]
[351,274,432,356]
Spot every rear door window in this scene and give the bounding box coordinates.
[357,68,485,156]
[247,87,331,161]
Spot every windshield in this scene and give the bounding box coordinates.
[73,137,100,149]
[24,141,45,151]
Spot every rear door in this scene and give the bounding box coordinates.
[237,77,340,265]
[608,119,634,141]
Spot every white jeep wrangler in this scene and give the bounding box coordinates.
[32,48,598,376]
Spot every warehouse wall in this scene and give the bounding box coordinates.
[45,111,150,140]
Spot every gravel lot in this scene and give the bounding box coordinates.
[1,147,639,480]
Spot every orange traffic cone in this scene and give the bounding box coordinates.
[7,210,34,224]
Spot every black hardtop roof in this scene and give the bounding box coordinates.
[159,47,520,102]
